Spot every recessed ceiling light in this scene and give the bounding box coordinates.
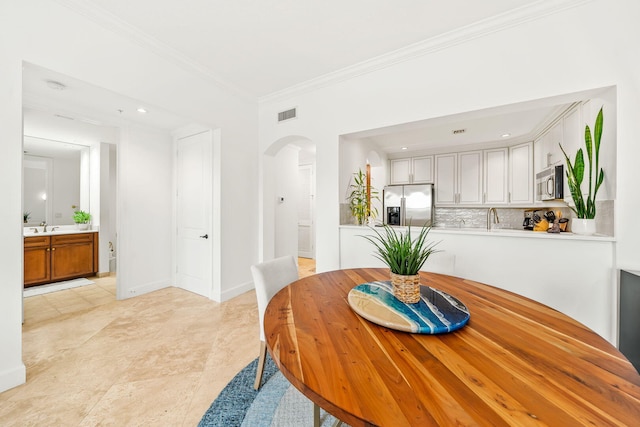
[401,147,408,150]
[137,107,147,113]
[501,133,511,138]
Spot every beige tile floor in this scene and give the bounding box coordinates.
[0,258,316,426]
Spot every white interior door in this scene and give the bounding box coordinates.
[176,131,212,297]
[298,164,314,258]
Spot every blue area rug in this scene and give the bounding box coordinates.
[198,355,346,426]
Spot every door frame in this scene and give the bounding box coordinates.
[298,163,315,259]
[172,125,221,300]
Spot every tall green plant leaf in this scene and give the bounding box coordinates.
[559,106,605,219]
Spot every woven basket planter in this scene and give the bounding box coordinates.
[390,272,421,304]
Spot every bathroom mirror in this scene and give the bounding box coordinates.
[23,136,90,226]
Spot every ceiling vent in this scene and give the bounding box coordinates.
[278,108,297,122]
[452,128,466,135]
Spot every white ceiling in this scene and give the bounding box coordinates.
[75,0,534,98]
[24,1,593,156]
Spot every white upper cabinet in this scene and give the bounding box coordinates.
[535,118,564,174]
[509,142,533,204]
[458,151,483,204]
[436,146,532,206]
[390,158,411,184]
[390,156,433,184]
[435,151,483,205]
[484,148,509,205]
[412,156,433,183]
[435,153,457,204]
[561,106,582,200]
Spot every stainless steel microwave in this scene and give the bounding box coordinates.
[536,165,564,201]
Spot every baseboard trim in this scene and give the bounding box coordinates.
[96,272,114,278]
[118,279,170,300]
[0,363,26,393]
[220,280,254,302]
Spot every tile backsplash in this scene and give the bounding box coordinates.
[341,201,614,236]
[435,201,613,235]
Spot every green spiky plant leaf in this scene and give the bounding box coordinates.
[559,107,605,219]
[347,168,380,225]
[360,224,440,275]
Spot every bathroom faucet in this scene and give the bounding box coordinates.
[486,208,499,231]
[40,221,47,232]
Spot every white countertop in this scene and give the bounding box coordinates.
[24,226,98,237]
[339,224,615,242]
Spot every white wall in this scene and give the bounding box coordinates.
[0,0,258,392]
[340,227,615,341]
[117,126,173,298]
[259,0,640,276]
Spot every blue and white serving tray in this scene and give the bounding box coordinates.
[347,281,470,334]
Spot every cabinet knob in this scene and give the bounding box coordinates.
[51,247,56,251]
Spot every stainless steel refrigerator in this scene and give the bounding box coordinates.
[383,184,434,227]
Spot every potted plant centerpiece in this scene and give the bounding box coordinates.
[347,168,380,225]
[73,210,91,230]
[559,107,605,235]
[361,224,440,303]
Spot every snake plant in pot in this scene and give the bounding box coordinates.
[361,224,440,303]
[559,107,605,235]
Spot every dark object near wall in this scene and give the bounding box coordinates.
[620,270,640,373]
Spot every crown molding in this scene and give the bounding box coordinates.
[52,0,592,106]
[259,0,593,104]
[52,0,255,102]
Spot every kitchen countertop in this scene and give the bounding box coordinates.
[339,224,615,242]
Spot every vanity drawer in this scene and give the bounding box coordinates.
[24,235,50,248]
[52,232,95,246]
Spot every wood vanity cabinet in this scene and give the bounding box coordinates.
[24,236,51,286]
[24,232,98,287]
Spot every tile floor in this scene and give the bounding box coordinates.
[0,258,316,426]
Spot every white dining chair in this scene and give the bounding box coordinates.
[251,254,299,390]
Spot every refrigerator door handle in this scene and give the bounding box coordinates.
[400,197,406,226]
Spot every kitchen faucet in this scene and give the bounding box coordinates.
[486,208,499,231]
[40,221,47,232]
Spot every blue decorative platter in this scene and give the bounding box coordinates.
[347,281,470,334]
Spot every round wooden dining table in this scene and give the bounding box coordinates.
[263,268,640,427]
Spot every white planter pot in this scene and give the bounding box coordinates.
[76,223,90,230]
[571,218,596,235]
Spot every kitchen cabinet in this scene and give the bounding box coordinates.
[458,151,483,204]
[435,151,483,205]
[535,119,564,173]
[561,106,582,200]
[24,231,98,287]
[390,156,433,185]
[509,142,534,204]
[437,145,532,206]
[484,148,509,204]
[434,153,457,204]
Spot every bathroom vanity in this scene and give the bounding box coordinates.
[24,230,98,287]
